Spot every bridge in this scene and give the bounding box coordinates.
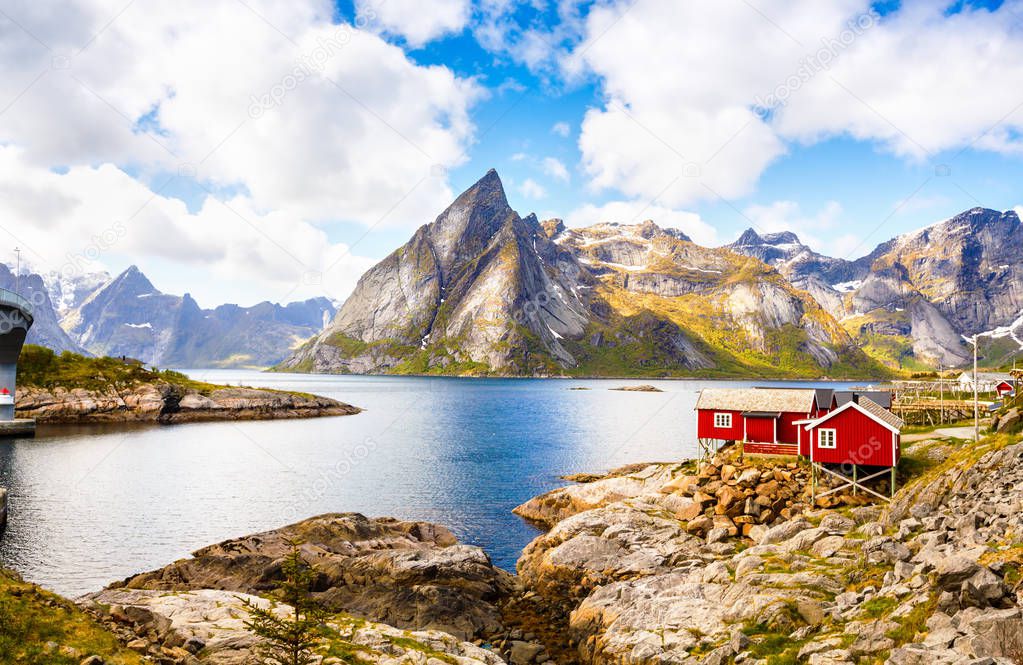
[0,287,35,436]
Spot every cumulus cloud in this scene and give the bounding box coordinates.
[568,0,1023,206]
[0,0,481,229]
[358,0,471,47]
[519,178,547,199]
[565,201,718,247]
[0,0,481,304]
[0,146,376,307]
[542,156,570,182]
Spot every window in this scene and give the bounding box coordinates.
[819,428,837,449]
[714,412,732,429]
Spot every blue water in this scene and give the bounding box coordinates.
[0,372,863,597]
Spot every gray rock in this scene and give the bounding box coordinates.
[508,641,543,664]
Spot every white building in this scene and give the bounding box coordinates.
[957,371,1013,394]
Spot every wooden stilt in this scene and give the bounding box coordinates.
[811,462,894,503]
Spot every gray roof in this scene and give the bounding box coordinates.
[858,397,905,430]
[834,390,893,409]
[696,388,816,413]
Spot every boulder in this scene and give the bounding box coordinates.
[113,513,514,641]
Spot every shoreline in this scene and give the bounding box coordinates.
[14,383,361,424]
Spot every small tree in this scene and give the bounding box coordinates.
[242,542,325,665]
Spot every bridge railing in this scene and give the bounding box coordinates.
[0,288,34,319]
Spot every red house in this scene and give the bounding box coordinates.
[996,381,1015,397]
[695,388,830,456]
[797,397,904,467]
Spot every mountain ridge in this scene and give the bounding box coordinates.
[280,171,884,378]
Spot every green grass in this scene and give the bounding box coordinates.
[16,345,222,393]
[17,345,322,399]
[0,569,143,665]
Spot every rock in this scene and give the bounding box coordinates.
[611,385,663,392]
[995,407,1020,433]
[961,607,1023,657]
[79,657,105,665]
[759,519,811,546]
[845,619,897,655]
[16,383,360,424]
[82,589,504,665]
[819,513,856,534]
[114,513,514,641]
[513,463,679,528]
[960,566,1007,608]
[934,555,981,591]
[863,536,911,564]
[810,535,846,558]
[508,641,543,664]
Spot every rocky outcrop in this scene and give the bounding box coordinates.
[80,588,506,665]
[511,435,1023,663]
[112,513,515,643]
[15,383,359,423]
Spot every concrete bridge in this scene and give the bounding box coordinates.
[0,287,34,436]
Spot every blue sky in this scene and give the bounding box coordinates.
[1,0,1022,306]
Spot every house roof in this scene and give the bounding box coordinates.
[814,388,835,409]
[958,371,1013,382]
[696,388,816,413]
[834,390,893,409]
[801,397,905,433]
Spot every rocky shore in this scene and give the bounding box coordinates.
[10,430,1023,664]
[14,383,360,423]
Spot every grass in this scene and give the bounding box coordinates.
[17,345,322,399]
[16,345,222,393]
[0,569,144,665]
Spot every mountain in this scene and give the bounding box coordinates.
[60,266,336,368]
[0,264,84,353]
[280,170,877,378]
[728,208,1023,370]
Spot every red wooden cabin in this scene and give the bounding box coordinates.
[695,388,830,456]
[996,381,1015,397]
[797,397,903,467]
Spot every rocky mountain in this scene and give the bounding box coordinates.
[0,264,84,353]
[281,170,877,377]
[58,266,336,368]
[728,208,1023,370]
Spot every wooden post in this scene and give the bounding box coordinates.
[852,465,858,495]
[890,465,896,499]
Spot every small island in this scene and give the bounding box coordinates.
[13,346,360,424]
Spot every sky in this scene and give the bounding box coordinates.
[1,0,1022,308]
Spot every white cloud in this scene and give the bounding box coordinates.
[0,146,376,307]
[0,0,482,230]
[569,0,1023,206]
[358,0,471,47]
[565,201,718,247]
[0,0,482,305]
[511,152,528,161]
[551,121,571,137]
[519,178,547,199]
[541,156,570,182]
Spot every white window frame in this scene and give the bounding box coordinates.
[818,428,838,449]
[714,412,732,429]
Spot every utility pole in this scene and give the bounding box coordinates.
[973,335,980,443]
